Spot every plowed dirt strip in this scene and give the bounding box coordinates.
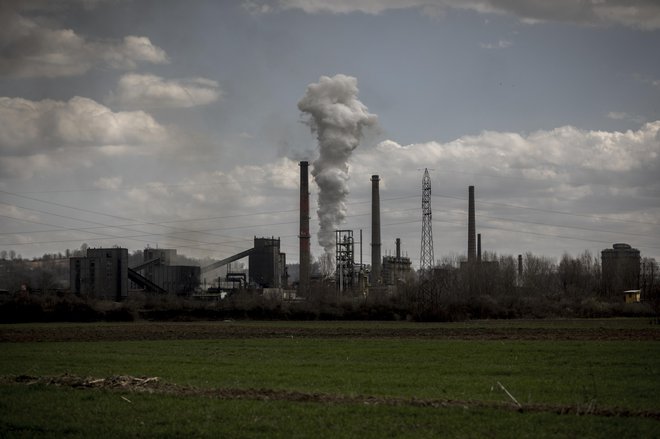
[3,374,659,421]
[1,323,659,342]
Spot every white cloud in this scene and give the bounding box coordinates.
[104,157,301,251]
[334,121,660,260]
[109,73,222,109]
[355,121,660,179]
[0,96,174,179]
[2,120,659,261]
[276,0,429,14]
[94,177,123,190]
[607,111,646,124]
[243,0,274,14]
[480,39,512,49]
[345,121,660,220]
[0,9,168,78]
[0,96,167,154]
[607,111,628,120]
[634,74,660,90]
[0,150,95,179]
[253,0,660,30]
[99,36,169,70]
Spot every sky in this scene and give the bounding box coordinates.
[0,0,659,270]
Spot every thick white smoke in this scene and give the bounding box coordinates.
[298,74,377,255]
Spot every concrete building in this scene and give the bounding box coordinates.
[141,248,176,287]
[602,243,640,298]
[133,248,200,295]
[249,237,285,288]
[70,248,128,300]
[200,236,287,290]
[148,265,200,295]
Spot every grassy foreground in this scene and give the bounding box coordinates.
[2,385,659,439]
[1,320,659,437]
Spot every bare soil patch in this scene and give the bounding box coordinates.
[3,374,659,421]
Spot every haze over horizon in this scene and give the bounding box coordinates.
[1,0,659,266]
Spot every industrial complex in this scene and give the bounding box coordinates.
[54,161,648,304]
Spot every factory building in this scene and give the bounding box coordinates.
[249,237,286,288]
[146,265,200,295]
[381,238,413,286]
[132,248,200,295]
[70,248,128,300]
[602,243,640,298]
[200,237,287,290]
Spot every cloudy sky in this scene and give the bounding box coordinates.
[1,0,659,269]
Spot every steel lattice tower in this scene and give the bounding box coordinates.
[420,168,434,272]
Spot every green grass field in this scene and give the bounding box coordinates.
[1,319,659,437]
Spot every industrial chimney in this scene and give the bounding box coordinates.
[468,185,476,263]
[477,233,481,263]
[371,175,381,284]
[518,254,523,280]
[299,161,310,297]
[396,238,401,260]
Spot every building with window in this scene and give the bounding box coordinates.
[70,248,128,300]
[602,243,640,298]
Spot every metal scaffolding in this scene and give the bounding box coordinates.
[335,229,355,292]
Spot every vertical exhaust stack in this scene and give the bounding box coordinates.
[518,254,523,279]
[299,161,310,297]
[468,185,476,263]
[477,233,481,263]
[396,238,401,260]
[371,175,381,284]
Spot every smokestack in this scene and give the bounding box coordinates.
[518,254,523,279]
[468,185,476,263]
[477,233,481,263]
[396,238,401,260]
[298,74,377,256]
[299,161,310,296]
[371,175,381,284]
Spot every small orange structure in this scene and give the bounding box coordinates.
[624,289,641,303]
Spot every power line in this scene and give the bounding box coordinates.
[434,209,656,240]
[3,187,659,258]
[0,204,254,253]
[432,193,660,227]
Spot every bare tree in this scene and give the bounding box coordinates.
[522,253,558,296]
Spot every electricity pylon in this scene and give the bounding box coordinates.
[420,168,434,273]
[418,168,437,315]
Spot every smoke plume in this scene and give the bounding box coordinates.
[298,74,377,255]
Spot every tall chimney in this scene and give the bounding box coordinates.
[299,161,310,296]
[477,233,481,263]
[371,175,381,284]
[518,254,523,279]
[396,238,401,260]
[468,185,476,263]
